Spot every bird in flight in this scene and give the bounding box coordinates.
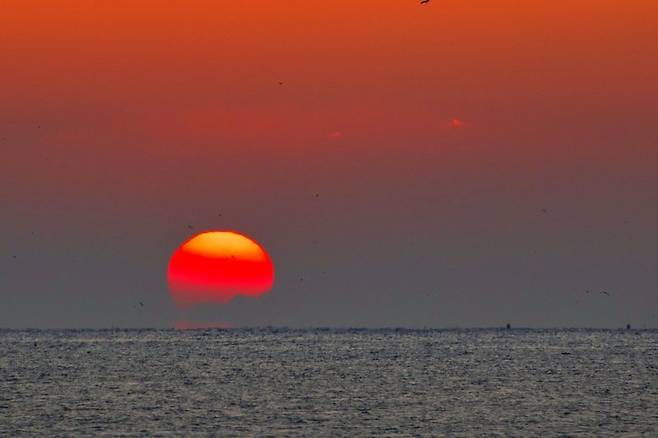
[420,0,430,3]
[600,290,611,296]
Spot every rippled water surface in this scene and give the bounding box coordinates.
[1,329,657,436]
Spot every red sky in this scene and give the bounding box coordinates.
[1,1,657,328]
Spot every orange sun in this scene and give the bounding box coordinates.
[167,231,274,308]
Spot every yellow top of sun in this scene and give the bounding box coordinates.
[181,231,267,261]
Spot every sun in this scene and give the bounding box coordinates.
[167,231,274,308]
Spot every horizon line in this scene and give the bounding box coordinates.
[0,326,653,332]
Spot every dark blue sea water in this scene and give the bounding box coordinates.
[1,329,657,436]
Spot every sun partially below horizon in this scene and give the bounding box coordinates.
[167,231,274,308]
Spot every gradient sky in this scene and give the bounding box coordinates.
[1,0,657,328]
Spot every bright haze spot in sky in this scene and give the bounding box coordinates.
[167,231,274,309]
[448,118,465,128]
[451,118,463,128]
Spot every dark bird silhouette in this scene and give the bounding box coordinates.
[541,208,548,213]
[314,193,320,198]
[11,255,17,259]
[139,302,144,307]
[420,0,430,4]
[600,290,610,296]
[278,81,284,85]
[585,290,591,294]
[187,225,194,230]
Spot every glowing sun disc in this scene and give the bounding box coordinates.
[167,231,274,308]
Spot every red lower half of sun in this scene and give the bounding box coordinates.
[167,231,274,308]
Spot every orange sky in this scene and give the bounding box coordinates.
[1,1,657,328]
[3,1,657,114]
[3,0,657,207]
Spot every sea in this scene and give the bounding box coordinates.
[1,328,657,436]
